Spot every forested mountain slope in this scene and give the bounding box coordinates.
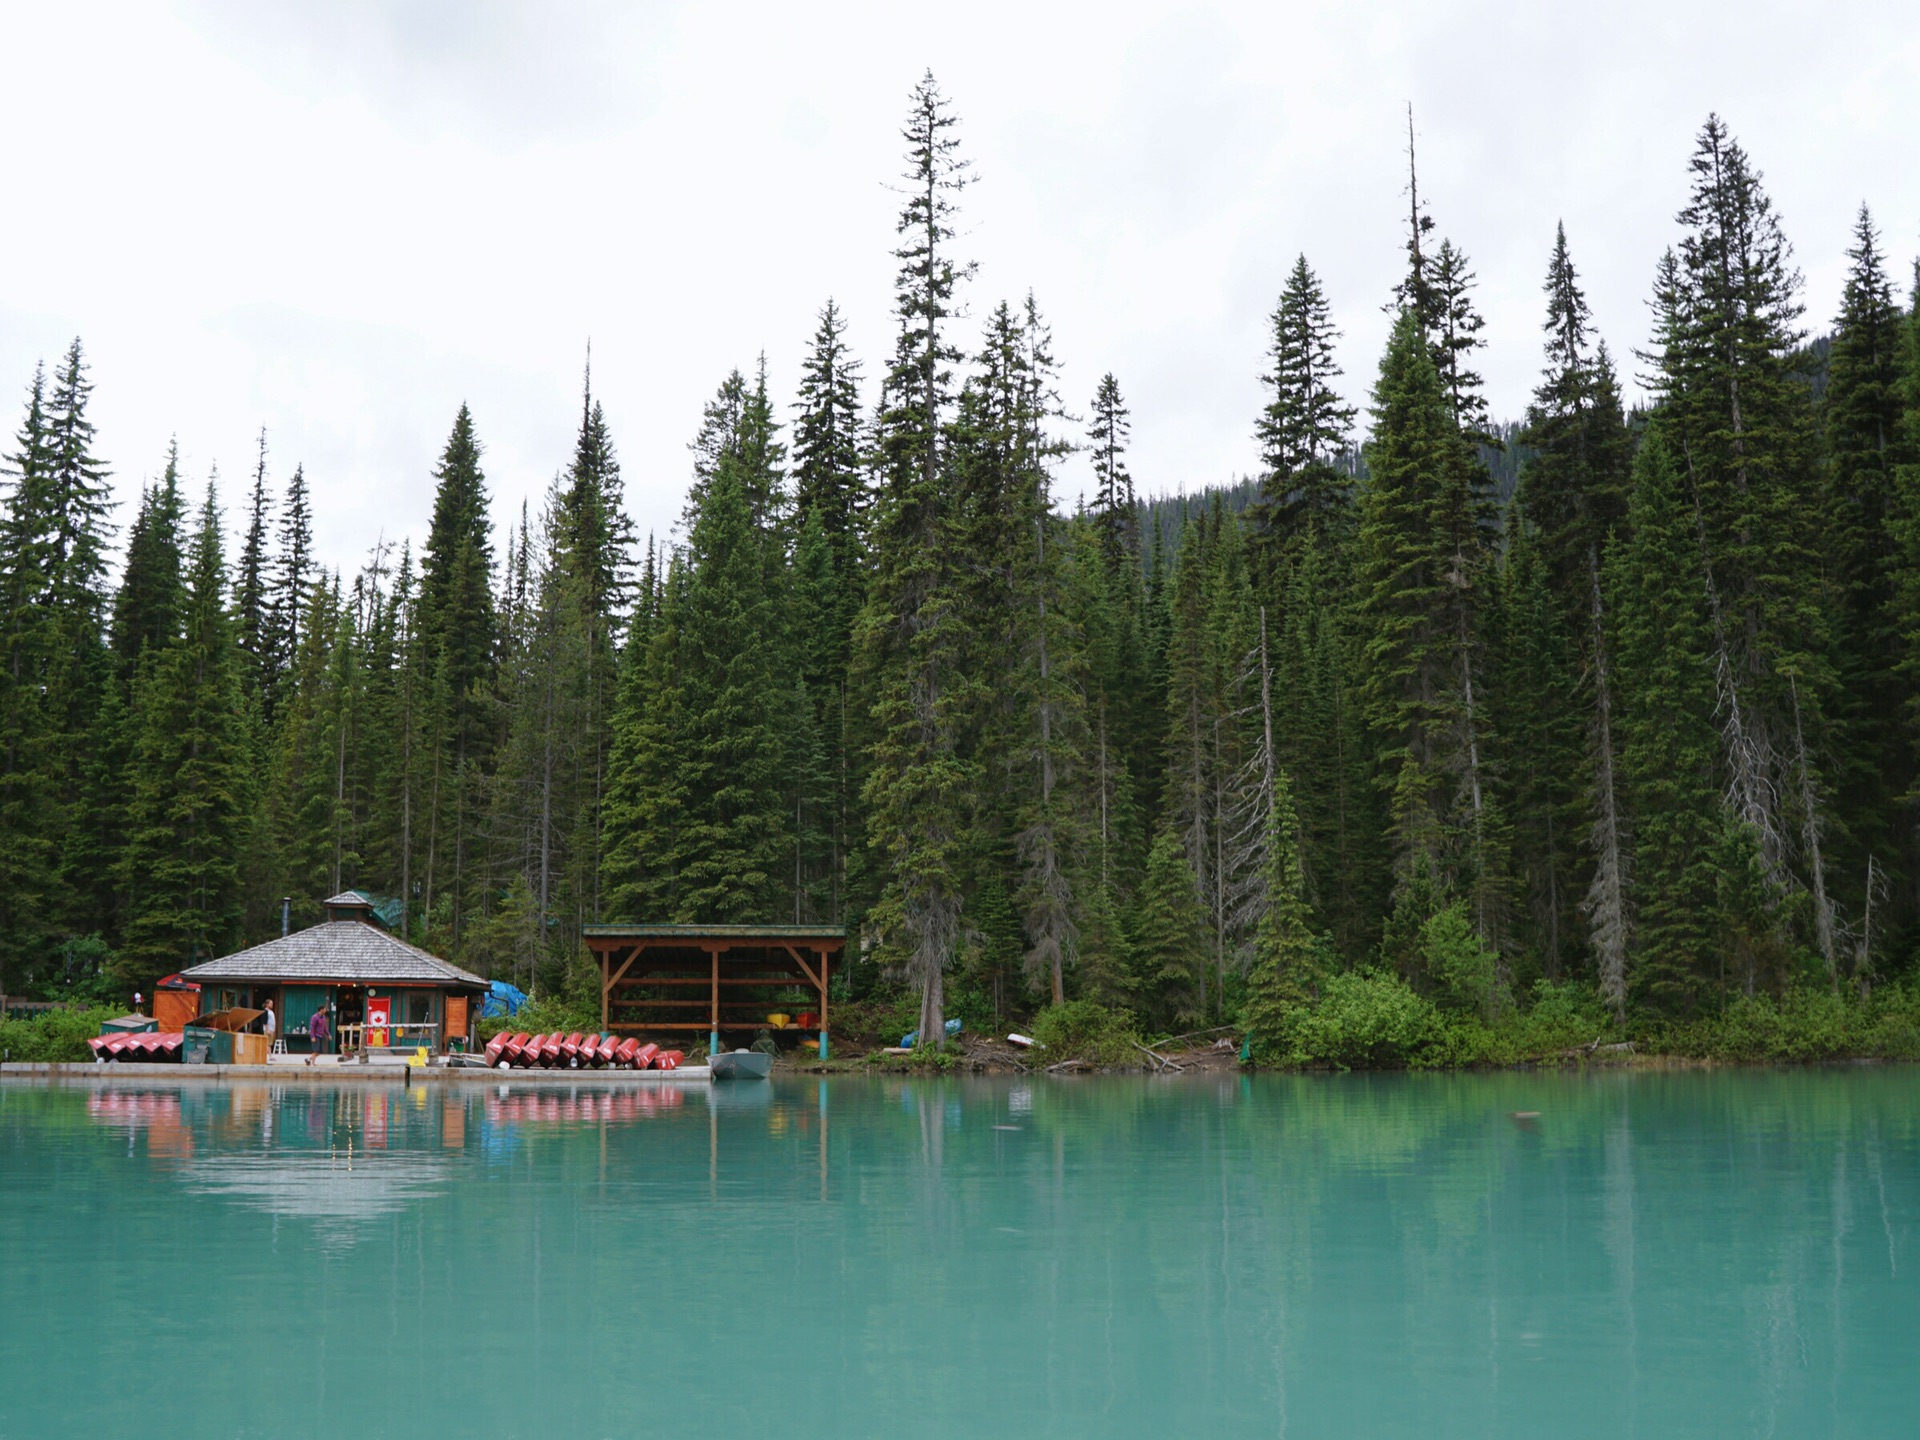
[4,81,1918,1057]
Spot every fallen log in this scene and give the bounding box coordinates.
[1130,1040,1184,1072]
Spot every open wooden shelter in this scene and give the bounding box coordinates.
[581,924,846,1058]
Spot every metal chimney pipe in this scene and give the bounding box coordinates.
[281,897,292,937]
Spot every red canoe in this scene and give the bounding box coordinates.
[502,1032,533,1066]
[538,1033,565,1067]
[612,1038,641,1067]
[559,1033,582,1065]
[631,1042,660,1071]
[594,1035,619,1065]
[485,1032,513,1066]
[652,1049,684,1070]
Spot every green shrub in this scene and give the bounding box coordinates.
[1030,1000,1140,1067]
[1286,970,1448,1070]
[0,1006,116,1063]
[1509,979,1618,1056]
[1636,981,1920,1062]
[829,993,923,1046]
[1860,982,1920,1059]
[475,993,601,1044]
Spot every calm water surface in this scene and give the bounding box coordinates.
[2,1070,1916,1438]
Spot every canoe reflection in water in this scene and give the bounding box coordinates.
[483,1085,685,1126]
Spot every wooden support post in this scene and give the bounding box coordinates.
[599,945,608,1031]
[819,946,830,1060]
[709,946,721,1058]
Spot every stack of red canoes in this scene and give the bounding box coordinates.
[482,1031,685,1071]
[87,1033,185,1062]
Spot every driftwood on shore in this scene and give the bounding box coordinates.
[1131,1040,1185,1073]
[1557,1038,1638,1059]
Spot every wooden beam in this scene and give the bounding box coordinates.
[601,944,644,1008]
[608,975,810,987]
[819,946,829,1035]
[782,943,823,995]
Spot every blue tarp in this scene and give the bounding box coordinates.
[900,1017,963,1048]
[478,981,529,1020]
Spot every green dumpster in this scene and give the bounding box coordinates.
[182,1026,228,1064]
[99,1014,158,1038]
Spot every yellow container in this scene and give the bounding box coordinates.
[767,1012,791,1028]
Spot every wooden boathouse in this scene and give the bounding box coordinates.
[177,892,488,1054]
[581,924,845,1059]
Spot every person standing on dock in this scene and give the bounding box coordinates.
[308,1005,331,1057]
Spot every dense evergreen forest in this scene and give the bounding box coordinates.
[5,77,1920,1057]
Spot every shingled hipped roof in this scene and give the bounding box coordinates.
[178,921,486,988]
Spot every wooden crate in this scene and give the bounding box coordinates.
[232,1032,270,1066]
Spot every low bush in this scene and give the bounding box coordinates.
[0,1006,116,1063]
[1644,982,1920,1062]
[475,993,601,1045]
[1252,975,1622,1071]
[1030,1000,1140,1067]
[829,993,923,1047]
[1282,970,1448,1069]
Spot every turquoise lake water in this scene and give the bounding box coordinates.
[1,1070,1916,1438]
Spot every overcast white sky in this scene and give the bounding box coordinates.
[2,1,1916,577]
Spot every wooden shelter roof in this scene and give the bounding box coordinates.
[579,924,846,943]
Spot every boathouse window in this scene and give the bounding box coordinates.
[408,992,432,1025]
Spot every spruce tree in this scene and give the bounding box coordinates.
[235,429,274,703]
[1427,239,1494,444]
[1243,769,1320,1057]
[1131,826,1208,1031]
[1516,224,1634,1000]
[1823,204,1912,885]
[417,403,498,949]
[669,463,791,920]
[1648,115,1841,973]
[1253,254,1355,558]
[24,341,115,943]
[0,365,59,988]
[1087,372,1137,569]
[858,71,978,1046]
[1489,527,1581,980]
[1608,429,1725,1013]
[793,299,868,554]
[263,461,314,716]
[108,447,186,679]
[601,555,691,923]
[118,485,248,993]
[1355,311,1468,891]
